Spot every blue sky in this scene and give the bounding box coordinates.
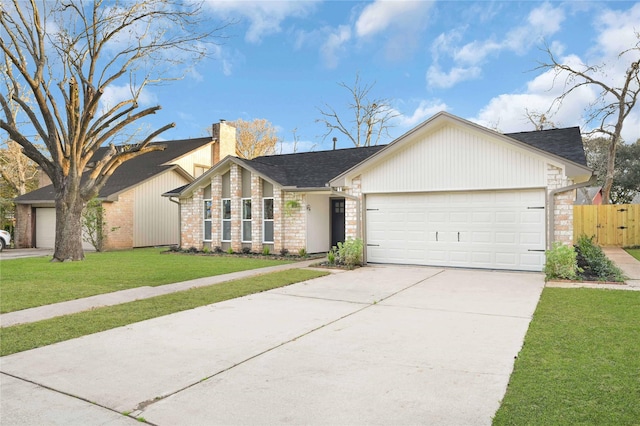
[118,1,640,152]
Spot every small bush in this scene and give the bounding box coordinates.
[327,247,336,265]
[280,248,289,257]
[262,246,270,256]
[544,242,580,281]
[241,247,252,255]
[336,238,364,268]
[202,247,210,254]
[187,246,198,254]
[214,246,223,254]
[298,248,307,258]
[575,235,625,282]
[226,247,234,254]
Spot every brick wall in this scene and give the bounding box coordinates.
[230,164,242,252]
[14,204,33,248]
[546,164,575,246]
[251,174,263,253]
[282,192,306,253]
[103,190,134,250]
[180,188,204,249]
[211,176,221,248]
[343,176,362,240]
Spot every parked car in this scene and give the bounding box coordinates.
[0,230,11,251]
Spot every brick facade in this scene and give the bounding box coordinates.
[546,164,575,246]
[102,190,134,250]
[14,204,32,248]
[179,166,309,254]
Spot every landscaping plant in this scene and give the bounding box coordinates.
[575,235,625,282]
[543,242,580,281]
[336,238,364,268]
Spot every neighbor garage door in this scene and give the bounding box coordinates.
[35,208,94,250]
[365,189,546,271]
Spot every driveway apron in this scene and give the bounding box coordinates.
[0,266,544,425]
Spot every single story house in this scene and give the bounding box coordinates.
[166,112,592,272]
[14,121,237,250]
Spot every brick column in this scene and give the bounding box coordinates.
[344,176,362,240]
[251,174,263,253]
[230,164,242,252]
[546,164,575,246]
[180,188,204,249]
[283,192,306,253]
[211,175,222,248]
[273,187,283,253]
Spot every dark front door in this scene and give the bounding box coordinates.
[331,198,345,248]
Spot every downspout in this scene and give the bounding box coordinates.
[169,197,181,248]
[547,175,597,249]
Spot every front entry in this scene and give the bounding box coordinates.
[331,198,345,248]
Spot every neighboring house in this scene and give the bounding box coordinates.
[167,112,592,272]
[575,187,603,205]
[13,121,237,250]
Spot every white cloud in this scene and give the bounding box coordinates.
[320,25,352,69]
[426,65,482,89]
[394,100,449,128]
[100,85,157,113]
[593,2,640,57]
[355,0,431,38]
[429,2,565,88]
[203,1,319,44]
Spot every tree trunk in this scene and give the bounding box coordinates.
[53,188,86,261]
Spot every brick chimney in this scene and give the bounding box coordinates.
[211,120,237,165]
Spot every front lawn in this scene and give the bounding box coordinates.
[626,248,640,261]
[493,288,640,425]
[0,248,291,313]
[0,268,328,356]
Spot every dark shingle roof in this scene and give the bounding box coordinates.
[243,145,387,188]
[505,127,586,166]
[15,137,212,203]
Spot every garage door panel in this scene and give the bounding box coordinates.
[366,189,545,271]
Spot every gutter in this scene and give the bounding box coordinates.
[547,175,597,249]
[168,197,181,248]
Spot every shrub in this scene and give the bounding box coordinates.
[226,247,234,254]
[336,238,364,268]
[298,248,307,258]
[575,235,625,282]
[262,246,270,256]
[202,247,210,254]
[213,246,223,254]
[187,246,198,254]
[327,247,336,265]
[544,242,580,281]
[280,248,289,257]
[241,247,252,255]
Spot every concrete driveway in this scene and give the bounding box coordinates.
[0,265,544,425]
[0,248,53,260]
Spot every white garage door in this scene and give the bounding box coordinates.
[365,189,546,271]
[35,208,56,249]
[35,208,94,250]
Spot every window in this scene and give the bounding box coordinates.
[242,198,252,242]
[222,199,231,242]
[203,200,212,241]
[263,198,274,243]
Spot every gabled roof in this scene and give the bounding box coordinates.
[505,127,586,166]
[330,111,591,187]
[15,137,213,204]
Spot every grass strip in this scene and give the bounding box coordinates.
[0,269,328,356]
[493,288,640,425]
[1,248,291,313]
[626,248,640,261]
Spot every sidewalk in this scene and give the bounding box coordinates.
[0,259,324,327]
[602,247,640,288]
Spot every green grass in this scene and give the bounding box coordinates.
[0,248,291,313]
[0,269,328,356]
[626,248,640,261]
[493,288,640,425]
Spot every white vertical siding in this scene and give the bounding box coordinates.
[172,145,212,177]
[133,171,190,247]
[361,125,547,193]
[306,194,330,253]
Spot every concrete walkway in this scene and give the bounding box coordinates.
[1,266,544,425]
[602,247,640,287]
[0,259,324,327]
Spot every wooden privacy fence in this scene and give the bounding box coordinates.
[573,204,640,247]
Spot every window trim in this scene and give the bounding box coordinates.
[203,199,212,242]
[241,198,252,243]
[263,197,274,243]
[221,198,231,242]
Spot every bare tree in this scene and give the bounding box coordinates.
[537,36,640,204]
[231,118,280,159]
[316,74,399,148]
[0,0,227,261]
[524,108,558,131]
